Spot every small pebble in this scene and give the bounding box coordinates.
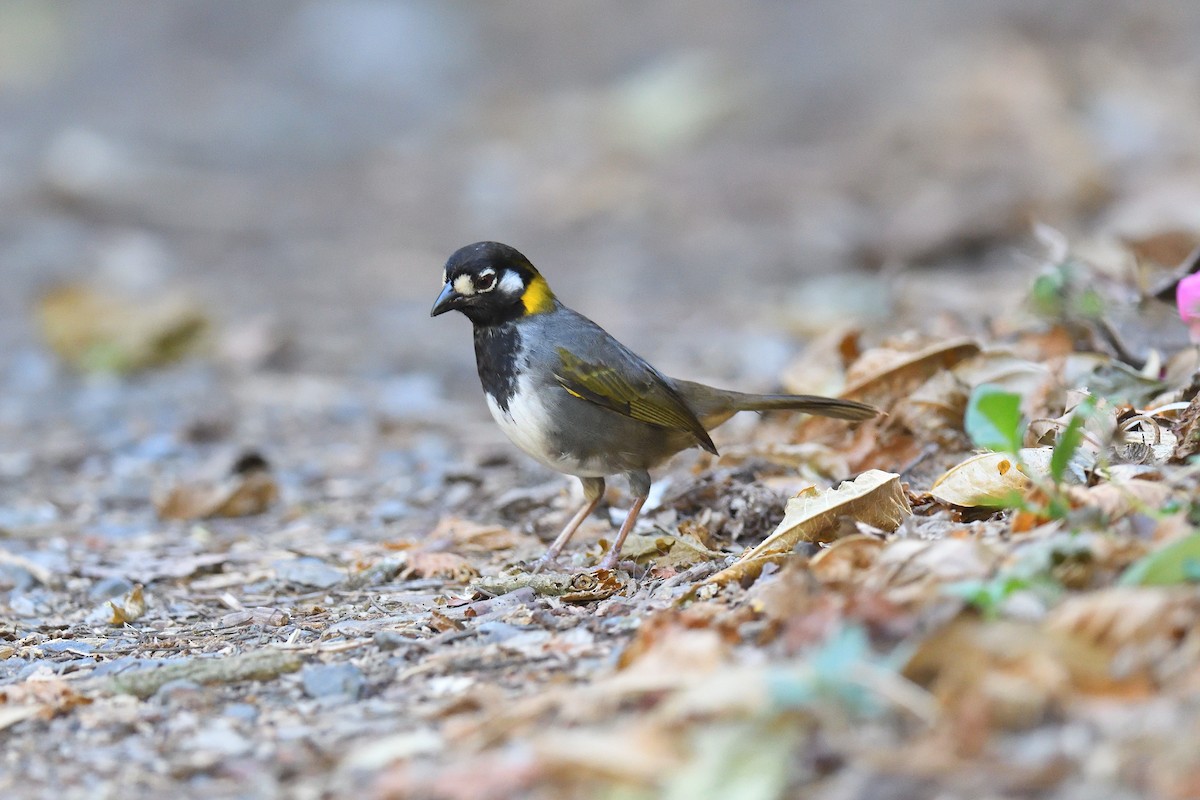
[273,557,344,589]
[0,563,36,591]
[155,678,205,703]
[223,703,259,723]
[475,621,525,644]
[372,499,409,524]
[302,662,366,700]
[40,640,96,655]
[374,630,413,651]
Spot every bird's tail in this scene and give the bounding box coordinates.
[726,392,878,421]
[674,379,879,429]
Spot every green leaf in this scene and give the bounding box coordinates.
[965,384,1024,453]
[1049,397,1094,485]
[1119,532,1200,586]
[1030,271,1066,318]
[943,576,1029,618]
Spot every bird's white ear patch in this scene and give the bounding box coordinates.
[453,274,475,296]
[498,270,524,295]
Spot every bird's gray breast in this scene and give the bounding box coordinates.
[480,311,698,477]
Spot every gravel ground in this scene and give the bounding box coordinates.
[3,3,1200,798]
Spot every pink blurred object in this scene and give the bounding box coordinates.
[1178,273,1200,343]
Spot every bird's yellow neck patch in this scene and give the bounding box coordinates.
[521,274,555,315]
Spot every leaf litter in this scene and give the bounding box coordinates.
[2,239,1200,800]
[8,76,1200,800]
[8,233,1200,799]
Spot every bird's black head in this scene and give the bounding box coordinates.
[430,241,556,326]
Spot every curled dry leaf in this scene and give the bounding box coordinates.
[618,531,724,569]
[750,470,910,554]
[1066,479,1176,522]
[156,456,279,521]
[108,583,146,625]
[36,283,209,373]
[400,552,480,583]
[808,534,886,585]
[693,553,791,592]
[842,339,981,405]
[877,538,999,607]
[700,471,910,590]
[780,326,863,397]
[1171,390,1200,461]
[952,351,1052,396]
[929,449,1053,508]
[895,369,969,444]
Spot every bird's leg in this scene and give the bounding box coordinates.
[597,496,646,571]
[531,477,604,573]
[597,470,651,572]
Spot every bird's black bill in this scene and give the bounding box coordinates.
[430,283,459,317]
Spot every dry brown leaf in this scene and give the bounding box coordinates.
[700,471,909,590]
[779,325,862,396]
[1124,229,1200,267]
[693,553,792,592]
[530,724,682,784]
[400,552,480,583]
[1011,325,1077,362]
[842,339,981,405]
[1066,479,1176,521]
[951,351,1052,396]
[904,616,1121,740]
[929,450,1044,508]
[747,470,910,555]
[614,611,734,681]
[156,458,279,521]
[808,534,886,585]
[426,517,539,554]
[895,369,969,443]
[1172,390,1200,462]
[0,677,93,731]
[108,583,146,625]
[619,531,724,569]
[1046,587,1200,686]
[37,283,209,373]
[877,538,999,606]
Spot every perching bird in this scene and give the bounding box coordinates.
[431,242,878,571]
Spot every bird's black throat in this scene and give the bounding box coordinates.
[473,322,520,412]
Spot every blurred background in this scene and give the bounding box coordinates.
[1,0,1199,409]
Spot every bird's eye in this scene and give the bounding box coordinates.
[476,272,496,292]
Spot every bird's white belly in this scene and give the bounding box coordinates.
[485,385,608,477]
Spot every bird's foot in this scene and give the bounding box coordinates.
[595,554,637,574]
[529,553,565,574]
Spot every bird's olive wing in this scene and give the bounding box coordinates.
[553,347,717,454]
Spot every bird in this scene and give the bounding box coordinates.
[431,241,878,572]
